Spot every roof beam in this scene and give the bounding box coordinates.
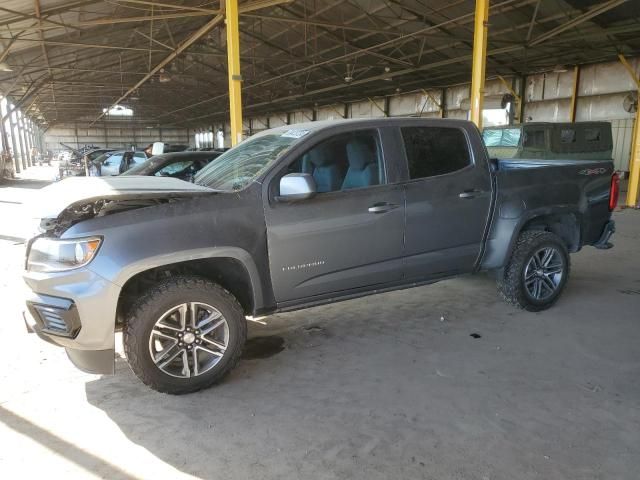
[89,13,225,125]
[528,0,628,46]
[0,6,81,31]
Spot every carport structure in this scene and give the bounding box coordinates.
[0,0,639,203]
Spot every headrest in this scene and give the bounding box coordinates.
[307,144,333,167]
[347,139,373,170]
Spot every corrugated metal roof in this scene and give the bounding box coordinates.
[0,0,638,127]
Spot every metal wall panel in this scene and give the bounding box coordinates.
[269,115,287,128]
[524,99,571,122]
[316,105,344,121]
[580,58,640,96]
[446,85,470,110]
[611,118,634,172]
[44,123,190,151]
[411,90,443,117]
[389,93,418,116]
[575,93,635,121]
[350,99,385,118]
[290,110,314,124]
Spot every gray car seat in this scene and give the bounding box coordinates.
[342,139,379,189]
[307,144,344,193]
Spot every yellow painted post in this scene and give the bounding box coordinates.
[618,54,640,207]
[627,111,640,208]
[225,0,243,146]
[569,65,580,122]
[469,0,489,129]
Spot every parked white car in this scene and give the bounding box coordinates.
[100,151,148,176]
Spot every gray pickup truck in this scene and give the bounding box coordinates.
[23,118,618,394]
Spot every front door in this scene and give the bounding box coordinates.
[400,124,493,279]
[102,153,123,176]
[264,129,405,304]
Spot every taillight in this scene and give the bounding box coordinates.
[609,172,620,211]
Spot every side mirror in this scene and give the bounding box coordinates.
[276,173,317,202]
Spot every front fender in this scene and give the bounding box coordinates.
[89,246,265,310]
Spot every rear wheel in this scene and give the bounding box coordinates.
[123,276,246,394]
[497,230,570,311]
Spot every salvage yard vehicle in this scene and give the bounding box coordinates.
[483,121,613,161]
[100,150,148,176]
[22,118,618,394]
[122,151,224,181]
[482,125,521,158]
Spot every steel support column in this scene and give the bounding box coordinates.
[618,54,640,207]
[225,0,243,146]
[569,65,580,122]
[4,108,20,173]
[24,118,33,166]
[13,113,26,170]
[469,0,489,129]
[0,114,11,173]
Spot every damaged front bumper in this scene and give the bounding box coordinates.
[23,267,121,375]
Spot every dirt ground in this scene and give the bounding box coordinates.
[1,166,639,480]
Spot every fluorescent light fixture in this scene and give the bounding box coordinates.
[102,105,133,117]
[0,62,13,72]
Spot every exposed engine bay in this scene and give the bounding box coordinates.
[40,196,192,236]
[30,175,216,237]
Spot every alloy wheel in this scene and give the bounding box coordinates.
[148,302,229,378]
[523,247,565,301]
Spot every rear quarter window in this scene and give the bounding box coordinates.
[401,127,471,179]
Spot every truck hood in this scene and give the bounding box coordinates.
[30,176,214,235]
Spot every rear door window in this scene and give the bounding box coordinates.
[401,127,471,179]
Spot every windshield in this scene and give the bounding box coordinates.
[482,127,521,147]
[194,132,306,190]
[92,152,113,164]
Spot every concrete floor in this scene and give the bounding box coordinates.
[1,166,639,480]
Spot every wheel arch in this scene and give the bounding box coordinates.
[115,250,264,325]
[481,209,581,271]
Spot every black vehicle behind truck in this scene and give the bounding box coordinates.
[23,118,618,394]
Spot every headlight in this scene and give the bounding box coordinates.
[27,237,102,273]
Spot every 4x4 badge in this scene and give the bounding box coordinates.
[578,167,607,176]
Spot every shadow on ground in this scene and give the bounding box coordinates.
[84,270,640,479]
[0,178,53,190]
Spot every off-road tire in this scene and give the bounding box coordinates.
[123,276,246,394]
[497,230,570,312]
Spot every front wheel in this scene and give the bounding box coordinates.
[497,230,570,312]
[123,276,247,394]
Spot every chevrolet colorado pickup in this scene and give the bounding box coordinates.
[23,118,618,394]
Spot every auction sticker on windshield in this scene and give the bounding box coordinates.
[281,129,310,139]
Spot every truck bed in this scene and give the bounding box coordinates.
[497,158,613,170]
[480,157,614,270]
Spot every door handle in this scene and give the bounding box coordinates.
[368,202,399,214]
[459,189,483,199]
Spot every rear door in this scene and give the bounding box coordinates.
[400,124,492,279]
[264,128,405,304]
